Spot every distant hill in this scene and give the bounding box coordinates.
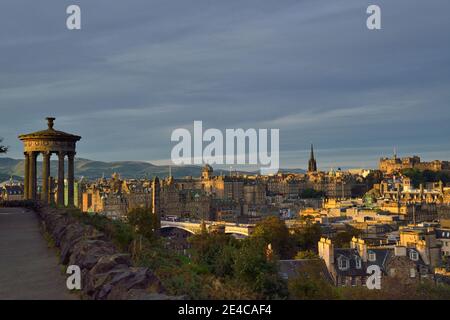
[278,168,307,174]
[0,157,305,181]
[0,157,203,180]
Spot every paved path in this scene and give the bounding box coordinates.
[0,207,77,300]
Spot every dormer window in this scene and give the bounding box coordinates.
[410,250,419,261]
[338,256,349,270]
[355,256,362,269]
[368,251,376,262]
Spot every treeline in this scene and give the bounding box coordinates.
[71,209,328,299]
[69,208,450,299]
[402,168,450,188]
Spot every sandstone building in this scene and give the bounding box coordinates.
[379,154,450,174]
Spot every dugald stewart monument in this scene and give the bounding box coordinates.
[19,117,81,207]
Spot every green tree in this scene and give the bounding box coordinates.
[291,219,322,253]
[233,238,287,299]
[127,207,158,239]
[401,168,450,187]
[252,216,294,259]
[300,188,325,199]
[332,225,361,248]
[294,250,319,259]
[288,260,337,299]
[189,232,239,277]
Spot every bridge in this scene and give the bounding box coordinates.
[160,220,255,237]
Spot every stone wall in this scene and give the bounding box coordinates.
[35,205,175,300]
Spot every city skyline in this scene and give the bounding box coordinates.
[1,0,450,169]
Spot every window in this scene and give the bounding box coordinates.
[410,250,419,261]
[338,256,349,270]
[355,256,362,269]
[368,251,376,262]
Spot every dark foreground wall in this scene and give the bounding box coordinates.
[32,204,175,300]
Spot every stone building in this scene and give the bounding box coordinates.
[266,173,307,198]
[318,236,435,287]
[81,174,151,218]
[1,182,24,201]
[398,226,441,268]
[379,154,450,174]
[436,228,450,259]
[380,202,438,223]
[160,176,211,220]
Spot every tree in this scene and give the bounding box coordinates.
[252,216,294,259]
[294,250,319,260]
[188,231,288,299]
[0,138,7,154]
[233,238,287,299]
[332,225,362,248]
[300,188,325,199]
[291,219,322,253]
[189,232,239,277]
[401,168,450,188]
[288,260,337,299]
[127,207,158,239]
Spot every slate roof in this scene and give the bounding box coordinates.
[436,229,450,239]
[366,248,391,273]
[18,128,81,141]
[334,248,367,277]
[405,248,427,268]
[2,185,24,195]
[278,259,333,283]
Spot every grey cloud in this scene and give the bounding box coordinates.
[0,0,449,169]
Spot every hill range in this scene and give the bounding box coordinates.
[0,157,305,182]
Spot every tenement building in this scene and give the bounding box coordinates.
[81,173,151,218]
[318,235,437,287]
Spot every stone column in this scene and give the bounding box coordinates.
[24,152,30,200]
[57,152,65,207]
[29,151,38,201]
[67,152,75,207]
[49,177,56,205]
[42,152,51,203]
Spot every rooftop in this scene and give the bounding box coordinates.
[18,117,81,141]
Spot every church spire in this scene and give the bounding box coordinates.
[308,144,317,172]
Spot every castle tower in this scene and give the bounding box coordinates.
[308,144,317,173]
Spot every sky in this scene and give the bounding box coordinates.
[0,0,450,170]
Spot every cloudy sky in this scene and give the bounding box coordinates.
[1,0,449,170]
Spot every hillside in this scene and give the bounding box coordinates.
[0,157,305,182]
[0,157,203,180]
